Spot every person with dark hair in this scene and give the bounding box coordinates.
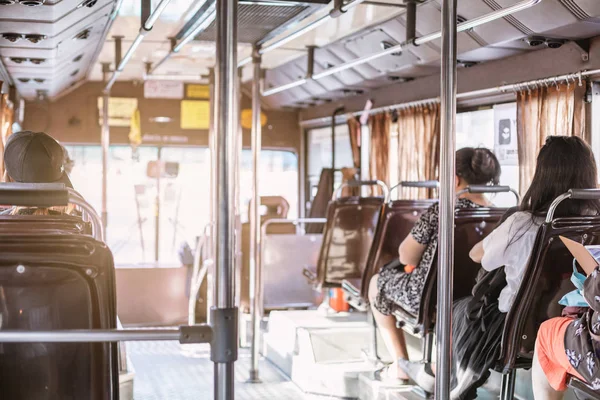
[369,147,501,382]
[400,136,600,399]
[2,131,76,215]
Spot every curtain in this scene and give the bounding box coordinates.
[0,93,13,181]
[517,83,586,194]
[347,115,361,170]
[396,103,440,200]
[369,112,391,195]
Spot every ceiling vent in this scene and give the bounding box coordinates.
[70,69,80,77]
[34,78,45,83]
[29,58,46,65]
[25,34,46,43]
[10,57,26,64]
[2,33,22,43]
[18,0,45,6]
[79,0,97,7]
[18,78,30,83]
[74,28,91,40]
[0,0,16,5]
[73,54,83,63]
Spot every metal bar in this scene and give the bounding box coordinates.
[104,0,174,91]
[299,64,600,128]
[436,0,457,398]
[405,0,416,40]
[263,0,543,96]
[113,36,123,68]
[213,0,239,397]
[141,0,152,29]
[173,8,217,52]
[68,191,104,241]
[248,47,262,383]
[0,326,212,343]
[261,78,307,96]
[155,147,162,262]
[331,107,345,190]
[101,93,109,236]
[207,68,216,325]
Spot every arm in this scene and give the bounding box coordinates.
[470,240,484,263]
[399,236,427,267]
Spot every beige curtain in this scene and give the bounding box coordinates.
[396,103,440,200]
[369,112,391,196]
[347,116,361,170]
[517,83,586,194]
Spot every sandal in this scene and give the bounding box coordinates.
[374,365,410,385]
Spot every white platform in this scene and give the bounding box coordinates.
[263,309,426,398]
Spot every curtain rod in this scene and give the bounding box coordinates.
[299,68,600,127]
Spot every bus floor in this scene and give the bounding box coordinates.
[126,340,332,400]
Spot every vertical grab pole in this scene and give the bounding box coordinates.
[207,67,216,325]
[212,0,239,399]
[436,0,458,399]
[248,46,262,383]
[101,92,110,235]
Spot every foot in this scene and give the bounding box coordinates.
[374,362,409,384]
[398,359,435,394]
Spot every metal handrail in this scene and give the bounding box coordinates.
[545,189,600,223]
[388,180,439,202]
[333,180,389,200]
[0,325,212,343]
[456,185,520,205]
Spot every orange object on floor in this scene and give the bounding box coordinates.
[329,288,350,312]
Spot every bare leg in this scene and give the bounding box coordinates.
[369,274,409,379]
[532,345,565,400]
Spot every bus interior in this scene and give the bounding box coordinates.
[2,0,600,399]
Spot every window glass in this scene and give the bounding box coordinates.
[456,104,519,207]
[65,145,298,266]
[306,125,353,201]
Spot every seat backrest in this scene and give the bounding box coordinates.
[262,232,323,309]
[0,233,117,400]
[360,199,436,299]
[498,216,600,371]
[0,215,90,234]
[417,208,506,330]
[240,197,293,313]
[316,196,384,288]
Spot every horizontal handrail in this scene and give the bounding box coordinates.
[334,180,389,200]
[261,217,327,236]
[0,325,212,343]
[457,185,520,205]
[388,180,439,201]
[546,189,600,222]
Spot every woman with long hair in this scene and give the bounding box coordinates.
[401,136,600,399]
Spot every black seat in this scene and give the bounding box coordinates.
[306,196,384,289]
[0,233,118,400]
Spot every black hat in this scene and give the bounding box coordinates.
[4,131,73,188]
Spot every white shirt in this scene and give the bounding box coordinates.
[481,211,542,313]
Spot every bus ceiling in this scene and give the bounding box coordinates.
[0,0,599,110]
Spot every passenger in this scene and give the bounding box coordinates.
[3,131,75,215]
[532,268,600,397]
[368,147,501,382]
[400,136,600,399]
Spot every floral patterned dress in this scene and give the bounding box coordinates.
[564,267,600,389]
[374,198,480,316]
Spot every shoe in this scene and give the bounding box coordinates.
[374,365,410,386]
[398,359,435,394]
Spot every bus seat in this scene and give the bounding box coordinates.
[0,233,117,400]
[567,376,600,399]
[240,196,292,313]
[311,196,384,289]
[341,199,435,311]
[261,231,323,310]
[393,208,506,337]
[497,215,600,374]
[0,215,90,234]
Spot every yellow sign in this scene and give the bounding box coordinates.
[240,109,267,130]
[181,100,210,130]
[97,97,138,127]
[186,84,210,99]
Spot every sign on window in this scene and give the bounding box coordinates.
[493,103,518,166]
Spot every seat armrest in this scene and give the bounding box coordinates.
[568,376,600,399]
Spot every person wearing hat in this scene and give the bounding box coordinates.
[3,131,75,215]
